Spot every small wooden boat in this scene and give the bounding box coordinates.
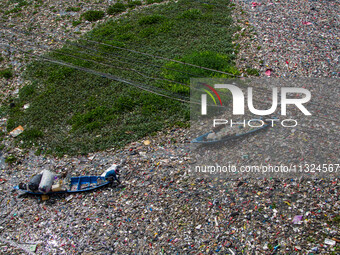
[13,176,111,195]
[191,119,272,144]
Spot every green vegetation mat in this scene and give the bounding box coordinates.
[5,0,240,156]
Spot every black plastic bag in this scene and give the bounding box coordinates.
[28,174,42,191]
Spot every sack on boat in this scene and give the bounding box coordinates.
[38,170,55,193]
[28,174,42,191]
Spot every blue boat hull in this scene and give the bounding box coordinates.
[13,176,110,195]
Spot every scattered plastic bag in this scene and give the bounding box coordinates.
[9,126,24,137]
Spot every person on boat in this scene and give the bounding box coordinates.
[101,164,121,184]
[105,168,120,184]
